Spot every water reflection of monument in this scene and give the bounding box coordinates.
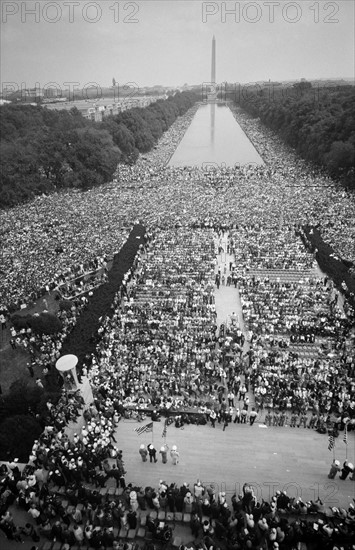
[210,101,215,145]
[210,36,216,143]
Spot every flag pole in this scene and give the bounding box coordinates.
[162,418,168,443]
[344,421,348,460]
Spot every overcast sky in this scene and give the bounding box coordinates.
[1,0,354,91]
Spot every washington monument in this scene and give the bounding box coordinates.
[211,35,216,84]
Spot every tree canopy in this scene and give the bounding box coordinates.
[231,84,355,189]
[0,91,198,207]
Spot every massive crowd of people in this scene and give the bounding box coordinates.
[10,298,90,386]
[1,424,355,549]
[87,228,221,417]
[0,107,201,311]
[2,102,354,404]
[1,101,354,312]
[1,99,355,548]
[219,228,354,423]
[82,223,355,429]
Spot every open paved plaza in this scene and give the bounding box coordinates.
[114,417,355,510]
[3,418,354,550]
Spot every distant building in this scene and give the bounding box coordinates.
[24,88,44,98]
[42,97,68,104]
[62,95,166,122]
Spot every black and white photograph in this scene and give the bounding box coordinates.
[0,1,355,549]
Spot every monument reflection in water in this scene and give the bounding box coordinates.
[211,101,215,144]
[168,103,265,168]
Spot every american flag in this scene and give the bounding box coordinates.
[328,433,335,451]
[162,420,168,438]
[343,424,348,445]
[134,422,153,436]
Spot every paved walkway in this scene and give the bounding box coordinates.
[111,419,355,508]
[214,232,248,337]
[4,417,354,550]
[213,231,255,411]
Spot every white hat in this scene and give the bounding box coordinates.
[334,460,340,466]
[160,447,165,452]
[172,445,177,451]
[140,444,145,449]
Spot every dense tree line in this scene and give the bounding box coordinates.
[0,379,61,461]
[11,311,63,335]
[231,85,355,188]
[101,91,198,163]
[0,91,198,207]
